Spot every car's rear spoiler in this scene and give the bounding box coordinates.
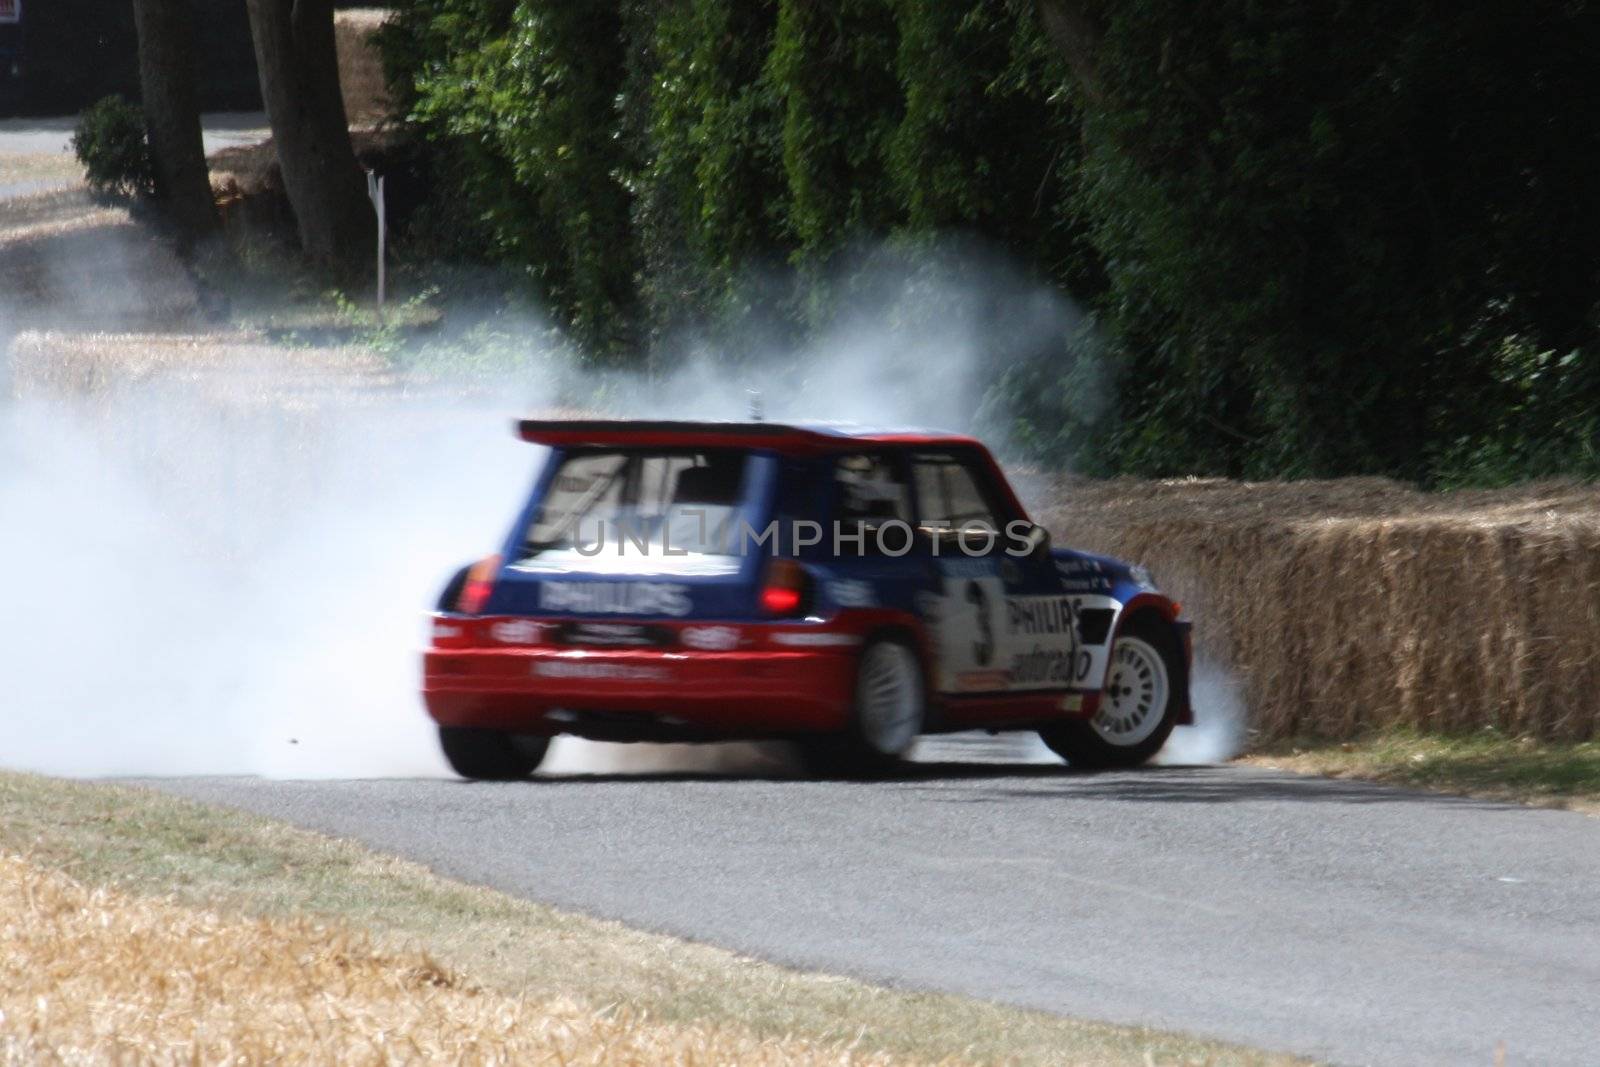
[517,420,840,454]
[515,419,1031,520]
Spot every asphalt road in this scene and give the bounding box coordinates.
[141,737,1599,1067]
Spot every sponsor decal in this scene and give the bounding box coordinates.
[1006,595,1079,636]
[680,625,741,651]
[431,622,463,641]
[533,661,671,682]
[1056,558,1114,592]
[1009,643,1090,686]
[539,581,692,617]
[1002,595,1098,685]
[938,557,999,579]
[489,619,542,644]
[953,669,1011,692]
[564,623,654,646]
[826,579,876,608]
[1059,692,1083,712]
[935,586,1119,694]
[1061,576,1113,593]
[769,631,862,647]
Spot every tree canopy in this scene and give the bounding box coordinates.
[381,0,1600,485]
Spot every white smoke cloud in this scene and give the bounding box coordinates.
[1155,659,1248,765]
[0,237,1119,780]
[0,378,538,777]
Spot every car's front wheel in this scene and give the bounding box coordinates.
[1038,614,1181,768]
[438,727,549,781]
[799,637,925,777]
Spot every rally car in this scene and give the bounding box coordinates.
[423,420,1192,779]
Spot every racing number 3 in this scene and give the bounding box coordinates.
[965,580,995,666]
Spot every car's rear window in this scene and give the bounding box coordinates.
[522,449,754,559]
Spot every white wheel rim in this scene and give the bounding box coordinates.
[858,643,922,756]
[1092,635,1169,746]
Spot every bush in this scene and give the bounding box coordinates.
[71,96,154,200]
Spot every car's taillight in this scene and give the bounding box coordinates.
[759,558,809,616]
[457,554,502,615]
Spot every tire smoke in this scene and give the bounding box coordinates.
[1154,659,1247,765]
[0,239,1115,780]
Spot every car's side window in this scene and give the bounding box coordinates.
[912,453,1002,537]
[833,453,913,554]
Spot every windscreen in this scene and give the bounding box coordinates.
[522,449,753,561]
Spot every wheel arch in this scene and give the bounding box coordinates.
[1112,600,1193,726]
[858,621,930,671]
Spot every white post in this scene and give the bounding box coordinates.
[365,169,386,321]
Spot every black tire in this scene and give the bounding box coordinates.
[438,727,549,781]
[799,637,926,778]
[1039,614,1182,769]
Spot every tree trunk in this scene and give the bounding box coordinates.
[1035,0,1105,103]
[131,0,217,245]
[245,0,373,267]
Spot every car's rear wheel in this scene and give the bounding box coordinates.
[1039,615,1180,768]
[800,637,925,777]
[438,727,549,781]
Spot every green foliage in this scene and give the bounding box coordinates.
[379,0,1600,485]
[1429,341,1600,488]
[636,0,790,340]
[70,96,154,201]
[767,0,903,258]
[384,0,637,359]
[890,2,1090,285]
[1077,0,1600,481]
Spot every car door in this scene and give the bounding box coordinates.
[911,449,1080,696]
[817,450,924,613]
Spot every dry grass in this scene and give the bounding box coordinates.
[0,191,201,329]
[0,152,81,191]
[1036,476,1600,743]
[0,190,122,245]
[1245,730,1600,814]
[0,773,1302,1067]
[0,852,928,1066]
[336,10,395,126]
[7,329,392,401]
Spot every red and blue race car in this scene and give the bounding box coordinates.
[423,420,1192,778]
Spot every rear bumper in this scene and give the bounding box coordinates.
[423,643,858,738]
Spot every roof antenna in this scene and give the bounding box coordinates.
[747,388,764,422]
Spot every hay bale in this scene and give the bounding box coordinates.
[1038,477,1600,743]
[335,9,393,126]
